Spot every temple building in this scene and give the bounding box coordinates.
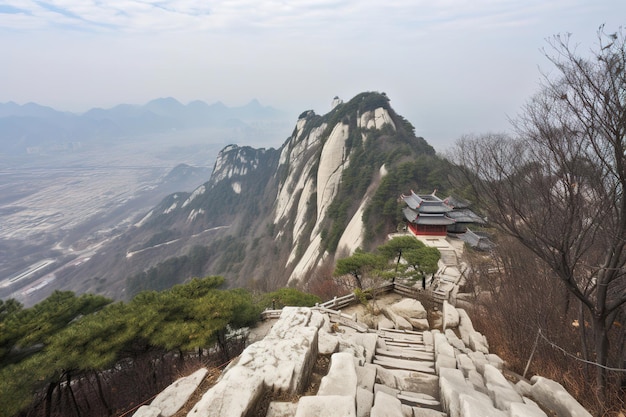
[401,190,486,237]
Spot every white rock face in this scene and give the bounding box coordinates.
[358,108,396,131]
[315,122,350,234]
[274,124,326,224]
[182,185,206,208]
[289,234,324,284]
[336,194,369,256]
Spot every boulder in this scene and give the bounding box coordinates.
[469,331,489,354]
[391,298,427,320]
[318,330,340,355]
[442,301,460,329]
[445,329,465,351]
[408,317,430,330]
[318,352,358,397]
[439,368,492,417]
[456,308,475,346]
[530,376,592,417]
[383,306,413,330]
[378,316,396,330]
[151,368,208,417]
[348,333,378,363]
[483,364,523,410]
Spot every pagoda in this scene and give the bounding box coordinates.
[401,190,455,236]
[401,190,487,237]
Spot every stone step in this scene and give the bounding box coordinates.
[376,348,435,361]
[397,392,442,410]
[378,328,424,337]
[373,356,436,374]
[380,334,424,343]
[384,341,431,350]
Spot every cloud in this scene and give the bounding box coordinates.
[0,0,588,35]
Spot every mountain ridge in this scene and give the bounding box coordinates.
[0,98,289,155]
[56,91,450,299]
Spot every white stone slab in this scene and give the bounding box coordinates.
[357,387,374,417]
[295,395,356,417]
[459,393,507,417]
[509,402,548,417]
[412,408,447,417]
[371,390,404,417]
[356,364,377,391]
[394,370,439,399]
[438,368,490,417]
[530,376,592,417]
[267,401,299,417]
[318,352,358,397]
[186,367,265,417]
[133,405,161,417]
[442,301,460,330]
[151,368,208,417]
[374,356,435,374]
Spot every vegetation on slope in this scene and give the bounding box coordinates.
[0,277,322,417]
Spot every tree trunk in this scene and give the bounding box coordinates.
[45,381,57,417]
[578,301,590,381]
[592,314,609,407]
[94,371,112,416]
[67,371,82,417]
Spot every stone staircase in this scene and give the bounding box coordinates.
[371,327,444,416]
[132,304,592,417]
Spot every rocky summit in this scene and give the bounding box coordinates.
[61,92,440,299]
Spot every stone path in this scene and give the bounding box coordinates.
[133,303,592,417]
[370,327,444,416]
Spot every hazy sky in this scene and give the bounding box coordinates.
[1,1,624,150]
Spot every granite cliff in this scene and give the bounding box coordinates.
[60,92,443,298]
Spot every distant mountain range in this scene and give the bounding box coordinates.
[0,98,289,155]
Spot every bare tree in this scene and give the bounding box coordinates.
[451,26,626,403]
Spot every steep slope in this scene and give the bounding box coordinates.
[61,92,445,299]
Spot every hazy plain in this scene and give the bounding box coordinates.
[0,126,285,305]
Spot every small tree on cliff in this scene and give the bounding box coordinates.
[451,26,626,403]
[377,236,422,281]
[334,249,385,289]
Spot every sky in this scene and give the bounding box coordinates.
[0,1,624,150]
